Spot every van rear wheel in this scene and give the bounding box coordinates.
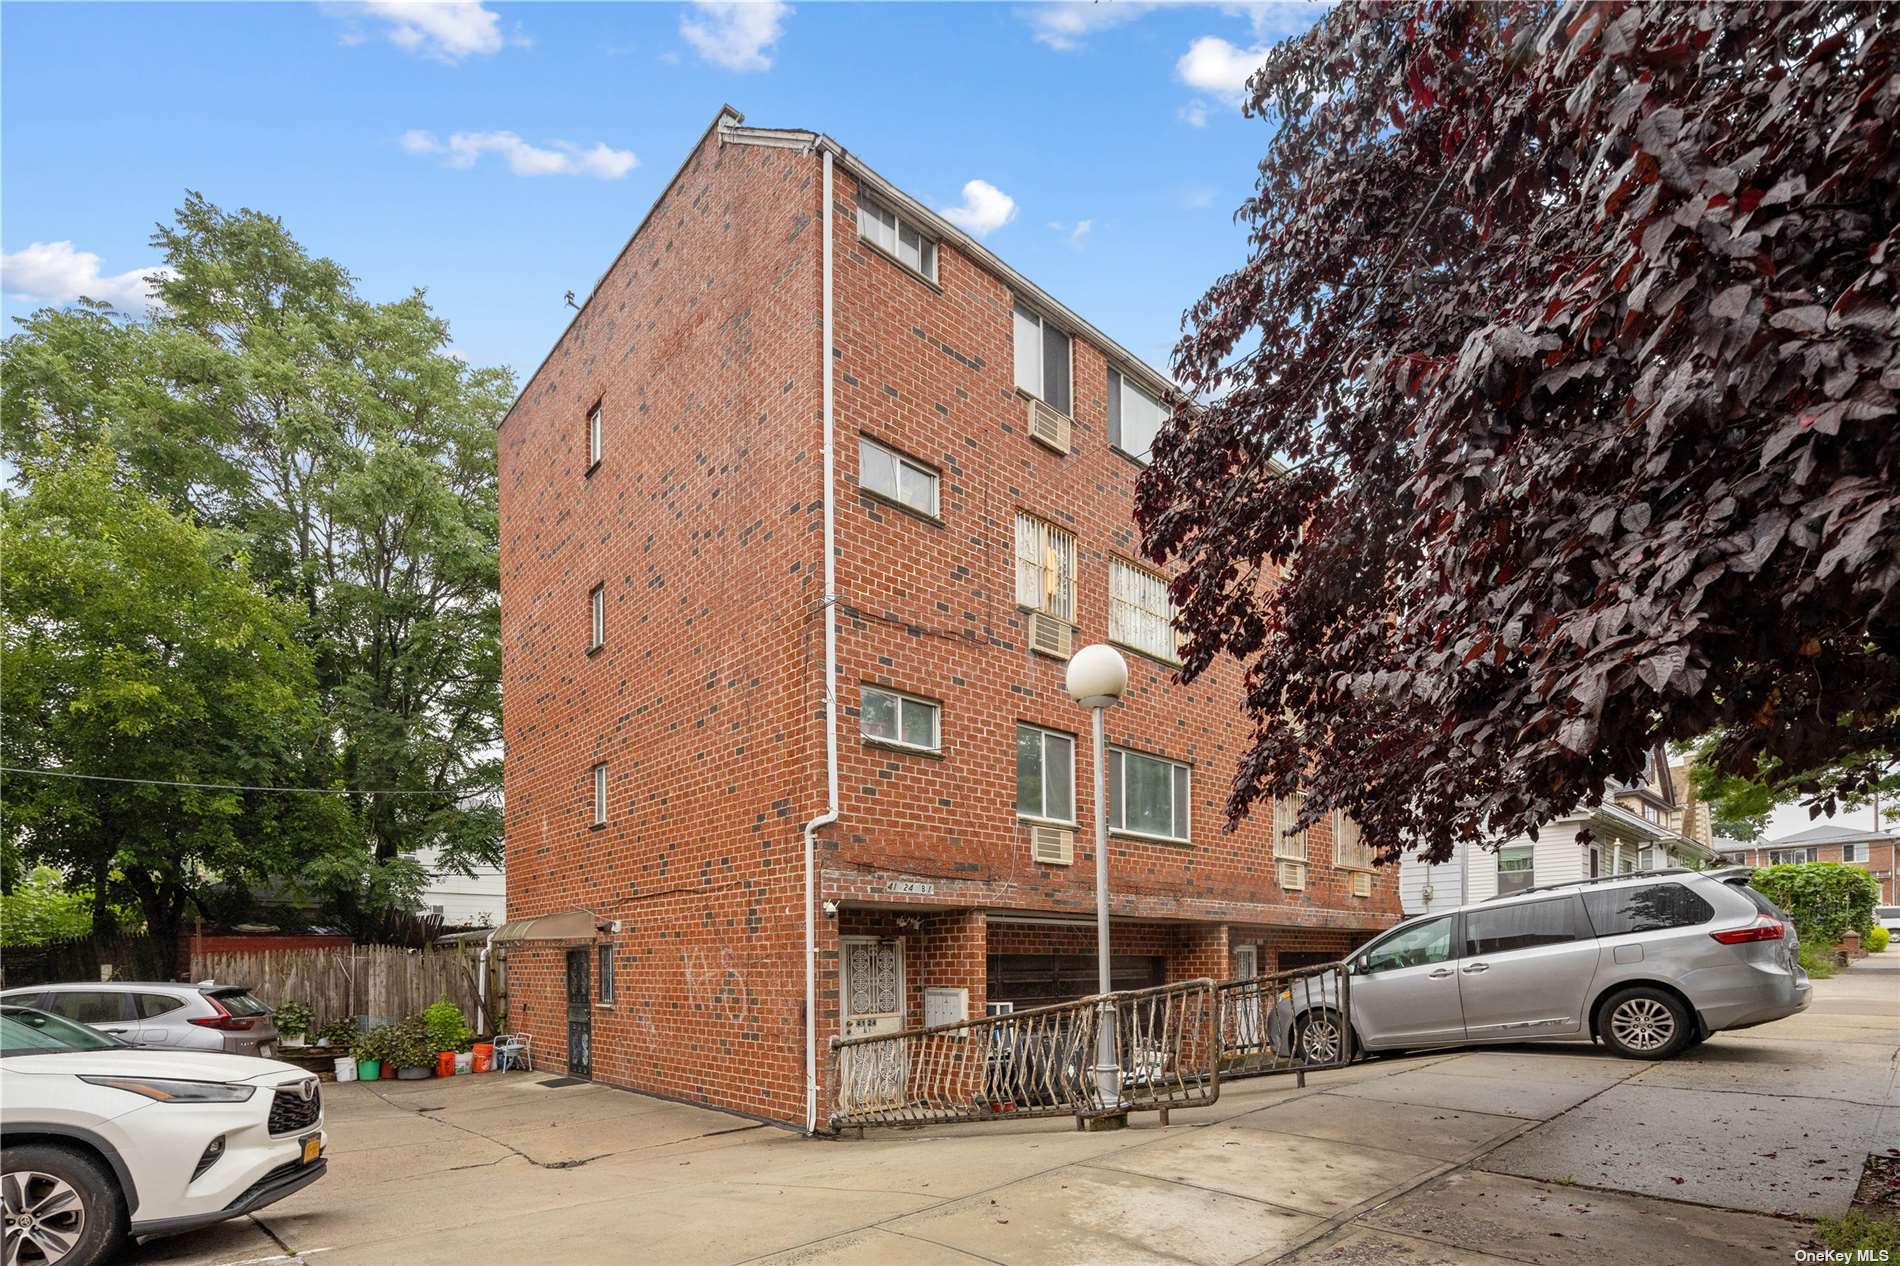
[1597,987,1693,1060]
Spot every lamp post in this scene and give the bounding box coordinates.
[1066,643,1128,1110]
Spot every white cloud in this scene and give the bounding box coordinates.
[403,130,638,179]
[1178,99,1209,127]
[940,180,1018,238]
[325,2,508,62]
[1177,35,1267,105]
[1023,1,1156,51]
[1224,1,1330,41]
[1,241,173,312]
[1178,185,1216,210]
[1046,219,1093,249]
[680,1,790,72]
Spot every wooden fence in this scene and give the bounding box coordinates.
[190,943,490,1033]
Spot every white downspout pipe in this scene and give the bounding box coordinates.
[802,145,840,1136]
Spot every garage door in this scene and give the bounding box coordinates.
[986,954,1165,1010]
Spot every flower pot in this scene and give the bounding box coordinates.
[472,1042,494,1073]
[282,1034,306,1048]
[334,1057,357,1082]
[355,1058,380,1081]
[436,1050,456,1078]
[380,1061,397,1080]
[454,1052,473,1075]
[397,1065,431,1080]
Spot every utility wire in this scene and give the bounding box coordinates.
[0,766,490,798]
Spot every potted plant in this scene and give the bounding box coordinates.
[422,998,473,1077]
[316,1016,360,1051]
[392,1018,436,1079]
[350,1025,388,1083]
[274,1001,314,1048]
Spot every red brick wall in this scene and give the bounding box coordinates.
[1724,841,1897,902]
[497,120,826,1123]
[821,161,1401,930]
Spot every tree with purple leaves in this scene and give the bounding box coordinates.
[1138,1,1899,864]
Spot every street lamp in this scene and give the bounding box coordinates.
[1066,643,1128,1110]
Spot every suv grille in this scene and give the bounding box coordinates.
[268,1082,321,1135]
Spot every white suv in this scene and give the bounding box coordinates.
[1,1006,326,1266]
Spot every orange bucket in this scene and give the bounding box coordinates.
[472,1042,494,1073]
[435,1050,455,1078]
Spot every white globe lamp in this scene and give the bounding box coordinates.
[1066,643,1128,710]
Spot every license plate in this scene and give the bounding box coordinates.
[301,1133,322,1165]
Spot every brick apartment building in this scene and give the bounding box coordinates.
[495,107,1401,1132]
[1716,824,1898,904]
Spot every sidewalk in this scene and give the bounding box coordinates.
[135,956,1899,1266]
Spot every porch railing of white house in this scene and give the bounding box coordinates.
[829,978,1221,1128]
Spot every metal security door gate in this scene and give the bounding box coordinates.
[565,948,592,1078]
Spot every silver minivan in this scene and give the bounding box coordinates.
[0,981,282,1058]
[1269,867,1810,1062]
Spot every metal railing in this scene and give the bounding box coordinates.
[829,978,1220,1128]
[1212,960,1352,1084]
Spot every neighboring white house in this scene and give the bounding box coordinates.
[1400,747,1718,915]
[413,846,504,927]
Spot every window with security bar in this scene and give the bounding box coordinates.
[1273,797,1307,889]
[1333,812,1374,869]
[1109,560,1179,663]
[1014,513,1075,623]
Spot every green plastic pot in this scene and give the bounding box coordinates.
[355,1058,381,1081]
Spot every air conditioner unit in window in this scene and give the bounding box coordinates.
[1027,610,1073,660]
[1350,871,1372,899]
[1029,824,1074,866]
[1026,396,1071,454]
[1277,860,1306,891]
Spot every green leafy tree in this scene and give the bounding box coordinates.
[1691,741,1899,843]
[1750,863,1879,948]
[3,195,512,928]
[0,448,342,960]
[0,865,140,945]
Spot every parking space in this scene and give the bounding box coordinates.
[128,958,1896,1266]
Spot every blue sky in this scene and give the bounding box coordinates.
[2,0,1328,381]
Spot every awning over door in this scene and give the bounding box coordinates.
[490,909,598,943]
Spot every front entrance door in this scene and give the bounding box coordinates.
[841,937,905,1037]
[1229,946,1261,1051]
[565,947,592,1078]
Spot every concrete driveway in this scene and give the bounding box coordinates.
[132,956,1898,1266]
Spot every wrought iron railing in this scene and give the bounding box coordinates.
[829,978,1220,1128]
[1212,960,1352,1084]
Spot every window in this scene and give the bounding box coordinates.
[1618,849,1635,874]
[1014,513,1076,623]
[587,401,603,470]
[1636,845,1654,871]
[1273,797,1307,889]
[1108,747,1190,842]
[1362,917,1454,974]
[857,197,937,281]
[1107,369,1170,463]
[135,994,184,1019]
[1496,845,1535,895]
[44,992,128,1025]
[592,762,608,826]
[598,944,615,1005]
[1464,897,1589,956]
[858,436,938,517]
[1768,846,1819,865]
[1016,724,1075,823]
[1582,882,1715,937]
[861,685,939,751]
[1108,560,1179,662]
[1334,813,1375,870]
[1012,304,1072,415]
[588,583,605,652]
[1842,842,1866,863]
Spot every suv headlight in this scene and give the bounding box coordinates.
[78,1076,257,1103]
